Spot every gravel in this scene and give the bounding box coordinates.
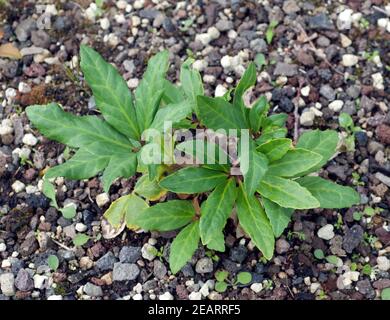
[195,258,213,274]
[112,263,140,281]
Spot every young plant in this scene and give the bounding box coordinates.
[26,46,360,276]
[338,112,362,152]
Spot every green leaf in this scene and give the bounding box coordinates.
[296,176,360,209]
[314,249,324,260]
[236,185,275,260]
[162,79,185,105]
[60,205,77,220]
[266,20,278,44]
[215,270,229,282]
[197,96,247,132]
[135,50,169,131]
[254,53,266,70]
[236,272,252,285]
[80,45,140,140]
[262,198,293,237]
[47,255,59,271]
[42,179,58,209]
[255,128,287,145]
[176,139,230,172]
[102,153,137,193]
[215,281,228,292]
[233,62,256,124]
[242,147,268,194]
[159,167,227,194]
[326,255,342,267]
[263,113,288,129]
[73,234,90,247]
[169,221,200,274]
[150,101,192,132]
[257,138,292,162]
[180,58,204,115]
[258,175,320,209]
[134,200,195,231]
[26,103,133,150]
[249,96,268,132]
[296,129,339,173]
[200,179,238,251]
[104,194,148,229]
[339,112,353,129]
[266,148,322,177]
[381,288,390,300]
[134,173,167,201]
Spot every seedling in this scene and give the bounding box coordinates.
[266,20,278,44]
[26,46,360,274]
[47,255,59,271]
[338,112,362,152]
[214,270,252,293]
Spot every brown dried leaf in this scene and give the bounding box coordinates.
[0,43,22,59]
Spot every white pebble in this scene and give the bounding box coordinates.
[96,193,110,207]
[5,88,17,100]
[132,293,143,300]
[33,274,47,289]
[342,54,359,67]
[75,223,87,233]
[116,0,128,9]
[215,84,227,97]
[158,292,174,300]
[377,18,389,29]
[377,256,390,271]
[192,59,208,72]
[372,72,384,90]
[301,86,310,97]
[0,243,6,252]
[26,185,38,194]
[337,9,353,30]
[250,283,263,293]
[189,291,202,300]
[22,133,38,146]
[127,78,139,89]
[300,110,315,126]
[328,100,344,112]
[141,243,156,261]
[0,119,13,136]
[100,18,110,30]
[317,224,335,240]
[18,82,31,94]
[12,180,26,193]
[47,295,63,300]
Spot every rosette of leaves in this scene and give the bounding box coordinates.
[132,63,361,274]
[26,46,200,212]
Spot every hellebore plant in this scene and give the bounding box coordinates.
[26,46,360,274]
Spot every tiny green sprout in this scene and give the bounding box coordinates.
[362,264,372,276]
[326,255,342,267]
[339,112,363,152]
[235,272,252,285]
[215,270,229,282]
[350,262,358,271]
[352,172,365,186]
[359,17,370,30]
[314,249,325,260]
[73,234,90,247]
[334,213,343,230]
[254,53,266,70]
[317,289,328,300]
[47,255,59,271]
[215,281,228,293]
[266,20,278,44]
[263,279,273,290]
[353,211,362,221]
[60,205,76,220]
[287,231,306,241]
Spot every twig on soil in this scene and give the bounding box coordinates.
[50,237,74,251]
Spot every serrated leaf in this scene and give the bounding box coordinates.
[80,45,140,141]
[256,138,292,162]
[102,153,137,193]
[73,234,90,247]
[233,62,256,124]
[104,194,148,230]
[42,179,58,209]
[236,272,252,285]
[134,200,195,231]
[255,127,287,145]
[236,185,275,260]
[249,96,269,132]
[135,50,169,131]
[176,139,230,172]
[197,96,247,133]
[258,175,320,209]
[134,174,167,201]
[296,129,339,173]
[159,167,227,194]
[262,198,293,237]
[297,176,360,209]
[242,145,268,194]
[169,221,200,274]
[47,255,59,271]
[266,148,322,177]
[200,179,238,251]
[150,101,192,132]
[26,103,133,150]
[180,58,204,115]
[162,79,185,105]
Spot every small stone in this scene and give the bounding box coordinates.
[79,256,94,270]
[275,239,290,254]
[342,54,359,67]
[153,260,167,279]
[12,180,25,193]
[375,172,390,187]
[340,34,352,47]
[282,0,300,14]
[372,72,384,90]
[18,82,31,94]
[100,18,110,30]
[195,258,213,274]
[113,263,140,281]
[250,283,263,293]
[159,292,174,300]
[319,85,336,100]
[47,295,63,300]
[22,133,38,146]
[31,30,50,48]
[377,256,390,271]
[0,243,6,252]
[337,9,353,30]
[301,86,310,97]
[216,19,233,32]
[96,193,110,207]
[15,18,36,42]
[250,38,267,53]
[342,225,364,253]
[133,293,143,300]
[0,119,13,136]
[215,84,227,97]
[328,100,344,112]
[141,243,156,261]
[317,224,335,240]
[33,275,47,289]
[300,110,315,126]
[127,78,139,89]
[356,279,375,299]
[15,269,33,291]
[96,252,117,271]
[75,223,87,233]
[307,13,334,30]
[0,273,15,296]
[84,282,103,297]
[189,291,202,300]
[274,62,298,77]
[119,246,141,263]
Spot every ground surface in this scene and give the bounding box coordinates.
[0,0,390,300]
